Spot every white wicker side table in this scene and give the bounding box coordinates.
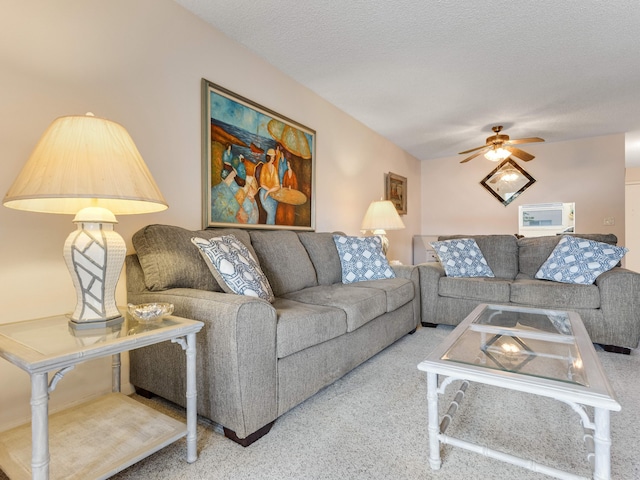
[0,311,203,480]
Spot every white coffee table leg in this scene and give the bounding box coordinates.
[185,332,198,463]
[31,373,49,480]
[593,408,612,480]
[427,372,441,469]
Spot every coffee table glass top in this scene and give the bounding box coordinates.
[441,305,587,386]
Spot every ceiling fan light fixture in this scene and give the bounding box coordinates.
[484,147,511,162]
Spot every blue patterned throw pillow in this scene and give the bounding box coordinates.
[430,238,495,278]
[535,236,627,285]
[333,235,396,284]
[191,235,274,302]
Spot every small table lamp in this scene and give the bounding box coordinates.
[3,113,168,327]
[360,199,405,255]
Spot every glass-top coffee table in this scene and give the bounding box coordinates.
[417,304,620,480]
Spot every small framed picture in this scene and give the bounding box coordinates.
[386,172,407,215]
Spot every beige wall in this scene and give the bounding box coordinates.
[0,0,421,430]
[421,134,626,243]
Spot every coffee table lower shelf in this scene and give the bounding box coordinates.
[0,393,186,480]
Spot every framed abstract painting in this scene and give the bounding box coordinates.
[201,79,315,230]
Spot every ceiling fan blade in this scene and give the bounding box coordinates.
[459,144,489,154]
[506,137,545,145]
[506,146,535,161]
[459,150,486,163]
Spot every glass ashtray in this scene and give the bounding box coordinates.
[127,303,174,323]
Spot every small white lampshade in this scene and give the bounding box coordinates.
[360,200,405,255]
[3,113,167,326]
[360,200,405,232]
[3,113,167,214]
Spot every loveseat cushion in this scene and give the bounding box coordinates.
[510,278,601,309]
[438,235,518,280]
[431,238,495,278]
[273,298,347,359]
[350,277,415,312]
[249,230,318,297]
[438,277,511,303]
[132,224,255,292]
[282,284,386,332]
[534,236,627,285]
[517,234,618,279]
[298,232,343,285]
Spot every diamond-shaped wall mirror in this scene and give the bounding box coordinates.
[480,158,535,206]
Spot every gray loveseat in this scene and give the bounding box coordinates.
[126,225,420,445]
[418,234,640,352]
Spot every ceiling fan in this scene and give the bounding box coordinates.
[459,126,544,164]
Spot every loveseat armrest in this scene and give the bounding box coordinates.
[417,263,445,325]
[128,286,278,440]
[595,267,640,349]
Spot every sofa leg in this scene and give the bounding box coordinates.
[421,322,438,328]
[408,328,417,335]
[135,386,154,399]
[601,344,631,355]
[224,421,276,447]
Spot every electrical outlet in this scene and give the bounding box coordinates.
[603,217,615,226]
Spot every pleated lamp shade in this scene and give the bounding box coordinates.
[3,113,167,214]
[360,200,405,232]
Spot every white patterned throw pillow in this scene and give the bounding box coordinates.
[535,236,627,285]
[333,235,396,284]
[191,235,274,302]
[430,238,495,278]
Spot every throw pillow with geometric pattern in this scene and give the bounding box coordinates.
[535,235,627,285]
[191,235,274,302]
[430,238,495,278]
[332,235,396,284]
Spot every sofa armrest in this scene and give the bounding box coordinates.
[128,286,278,440]
[392,264,421,328]
[595,267,640,348]
[417,263,445,325]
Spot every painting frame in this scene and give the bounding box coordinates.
[201,78,316,230]
[385,172,407,215]
[480,158,536,206]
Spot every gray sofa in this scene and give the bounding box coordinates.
[126,225,420,445]
[419,234,640,352]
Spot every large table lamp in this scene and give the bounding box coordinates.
[3,113,168,327]
[360,199,405,255]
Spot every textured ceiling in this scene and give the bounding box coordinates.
[175,0,640,165]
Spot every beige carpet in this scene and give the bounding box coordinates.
[3,325,639,479]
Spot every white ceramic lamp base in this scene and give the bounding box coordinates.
[63,207,125,325]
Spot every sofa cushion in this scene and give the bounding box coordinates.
[535,236,628,285]
[510,278,601,309]
[298,232,343,285]
[333,235,395,284]
[282,284,387,332]
[191,235,274,302]
[273,298,347,359]
[350,277,415,312]
[517,234,618,279]
[431,238,495,278]
[249,230,318,297]
[132,224,256,292]
[438,235,518,280]
[438,277,511,303]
